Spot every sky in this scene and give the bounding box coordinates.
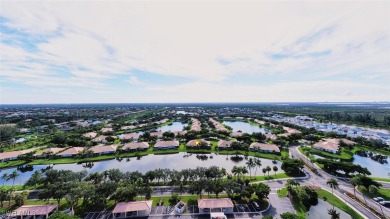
[0,1,389,104]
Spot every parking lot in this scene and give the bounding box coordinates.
[233,204,258,213]
[84,211,112,219]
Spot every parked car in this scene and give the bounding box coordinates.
[380,201,390,207]
[252,201,260,210]
[374,197,384,202]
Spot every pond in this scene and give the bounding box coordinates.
[222,121,270,134]
[157,122,187,132]
[0,152,283,186]
[353,155,390,178]
[306,199,350,219]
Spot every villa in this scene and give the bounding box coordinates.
[150,132,163,139]
[101,127,113,133]
[198,198,234,214]
[34,148,64,158]
[154,140,180,150]
[174,130,187,136]
[186,139,211,148]
[191,118,202,132]
[313,140,340,154]
[122,142,149,151]
[217,140,234,150]
[0,148,35,162]
[8,204,58,219]
[90,145,117,155]
[57,147,84,157]
[83,132,97,139]
[118,133,140,141]
[265,134,277,140]
[112,200,153,218]
[93,135,109,143]
[230,132,243,138]
[249,142,280,153]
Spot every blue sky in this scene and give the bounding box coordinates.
[0,1,389,104]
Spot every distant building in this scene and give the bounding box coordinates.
[198,198,234,214]
[83,132,97,139]
[122,142,149,152]
[249,142,280,153]
[90,145,117,155]
[313,140,339,154]
[34,148,64,158]
[118,133,140,141]
[186,139,211,148]
[154,141,180,150]
[9,204,58,219]
[217,140,234,150]
[57,147,84,157]
[150,132,163,139]
[230,132,243,138]
[112,200,153,218]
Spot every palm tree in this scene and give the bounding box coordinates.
[350,176,359,197]
[273,166,278,177]
[1,173,9,187]
[246,158,255,180]
[369,185,385,218]
[262,168,267,177]
[266,166,271,177]
[254,158,262,177]
[326,178,339,194]
[9,170,19,188]
[328,208,340,219]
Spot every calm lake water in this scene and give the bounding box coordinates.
[157,122,187,132]
[222,121,270,134]
[0,153,283,185]
[353,155,389,178]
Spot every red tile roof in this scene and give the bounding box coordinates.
[12,204,58,216]
[122,142,149,150]
[250,143,280,152]
[198,198,234,209]
[57,147,84,156]
[154,141,179,148]
[112,200,153,213]
[90,145,117,154]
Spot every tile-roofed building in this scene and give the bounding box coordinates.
[121,125,137,130]
[101,127,113,133]
[154,141,180,150]
[93,135,109,143]
[118,133,140,141]
[209,118,228,132]
[324,138,356,146]
[230,132,243,138]
[198,198,234,214]
[57,147,84,157]
[0,148,35,162]
[150,132,163,139]
[217,140,234,150]
[186,139,211,148]
[112,200,153,218]
[265,134,277,140]
[249,142,280,153]
[122,142,149,151]
[90,145,117,155]
[313,139,340,154]
[34,148,64,158]
[190,118,202,132]
[9,204,58,218]
[83,132,97,139]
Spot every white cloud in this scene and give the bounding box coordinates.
[0,1,389,103]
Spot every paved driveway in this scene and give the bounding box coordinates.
[262,189,295,219]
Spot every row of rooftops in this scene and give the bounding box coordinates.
[112,198,234,214]
[313,138,356,152]
[209,118,228,132]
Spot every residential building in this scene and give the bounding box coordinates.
[154,141,180,150]
[90,145,117,155]
[8,204,58,219]
[34,148,63,158]
[312,140,339,154]
[186,139,211,148]
[122,142,149,151]
[230,132,243,138]
[112,200,153,218]
[118,133,140,141]
[57,147,84,157]
[249,142,280,153]
[198,198,234,214]
[217,140,234,150]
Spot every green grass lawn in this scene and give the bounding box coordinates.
[316,189,364,219]
[245,173,289,182]
[358,186,390,200]
[351,145,390,156]
[370,177,390,183]
[277,187,287,197]
[299,146,353,160]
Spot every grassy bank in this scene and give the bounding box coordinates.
[316,189,364,219]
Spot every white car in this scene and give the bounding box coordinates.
[380,201,390,207]
[373,197,384,202]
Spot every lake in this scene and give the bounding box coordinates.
[157,122,187,132]
[0,152,283,185]
[222,121,270,134]
[353,155,389,178]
